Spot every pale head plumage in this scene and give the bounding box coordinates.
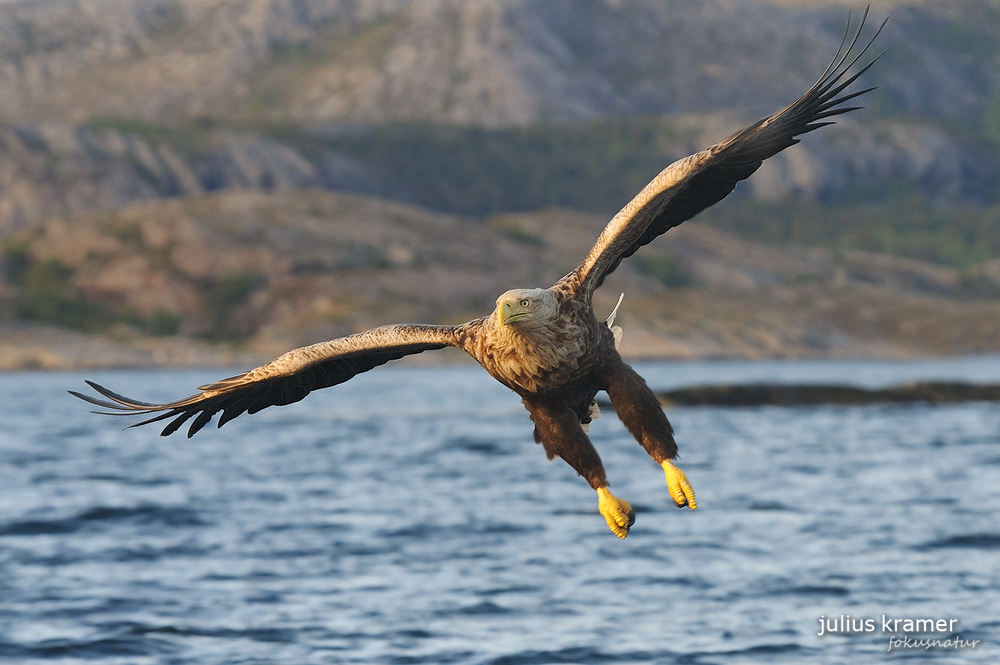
[494,288,559,330]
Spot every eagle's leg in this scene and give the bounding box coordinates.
[604,359,697,510]
[525,399,635,538]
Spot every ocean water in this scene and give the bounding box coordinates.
[1,357,999,664]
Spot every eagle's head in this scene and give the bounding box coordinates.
[495,288,558,331]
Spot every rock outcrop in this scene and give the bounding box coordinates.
[3,189,1000,369]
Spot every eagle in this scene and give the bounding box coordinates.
[72,10,883,538]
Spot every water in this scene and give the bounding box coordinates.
[2,357,999,664]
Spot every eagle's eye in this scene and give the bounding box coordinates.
[519,298,530,308]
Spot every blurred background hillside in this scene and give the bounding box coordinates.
[2,0,1000,369]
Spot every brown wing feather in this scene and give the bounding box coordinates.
[569,8,886,295]
[70,324,467,438]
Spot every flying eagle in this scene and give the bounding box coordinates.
[72,11,883,538]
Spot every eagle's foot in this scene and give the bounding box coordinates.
[597,486,634,538]
[662,460,697,509]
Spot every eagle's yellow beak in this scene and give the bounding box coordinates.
[498,299,528,326]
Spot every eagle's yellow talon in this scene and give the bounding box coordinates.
[597,487,635,538]
[662,460,697,510]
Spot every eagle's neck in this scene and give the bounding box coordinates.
[471,305,596,395]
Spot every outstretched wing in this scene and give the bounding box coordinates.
[569,8,886,295]
[71,323,466,438]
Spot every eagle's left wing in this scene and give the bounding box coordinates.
[70,323,467,438]
[569,9,885,296]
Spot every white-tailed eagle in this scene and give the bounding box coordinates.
[73,10,884,537]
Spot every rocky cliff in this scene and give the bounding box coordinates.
[4,189,1000,369]
[1,0,998,368]
[0,0,995,128]
[0,0,995,236]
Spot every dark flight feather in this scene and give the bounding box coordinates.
[70,324,462,437]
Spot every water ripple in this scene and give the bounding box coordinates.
[2,363,999,663]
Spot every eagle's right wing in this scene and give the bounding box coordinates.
[70,323,468,438]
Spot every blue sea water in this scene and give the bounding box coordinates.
[1,357,999,664]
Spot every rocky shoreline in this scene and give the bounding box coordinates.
[656,381,1000,407]
[0,319,990,374]
[0,323,256,372]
